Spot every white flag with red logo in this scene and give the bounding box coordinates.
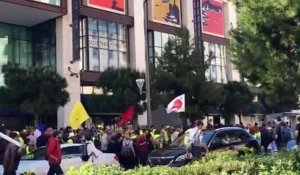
[166,94,185,114]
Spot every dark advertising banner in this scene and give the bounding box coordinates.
[201,0,224,37]
[88,0,125,14]
[72,0,80,60]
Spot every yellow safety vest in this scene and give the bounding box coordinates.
[150,129,156,138]
[161,129,169,142]
[131,134,138,140]
[19,137,24,145]
[67,139,73,144]
[153,134,160,140]
[184,132,189,145]
[25,146,31,155]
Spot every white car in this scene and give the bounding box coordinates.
[0,144,119,175]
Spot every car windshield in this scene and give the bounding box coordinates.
[169,130,215,147]
[21,147,46,160]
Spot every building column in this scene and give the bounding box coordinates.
[128,0,146,72]
[56,0,81,128]
[182,0,195,40]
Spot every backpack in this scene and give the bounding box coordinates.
[81,143,90,162]
[120,140,133,157]
[280,125,291,142]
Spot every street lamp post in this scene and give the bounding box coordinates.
[144,0,152,127]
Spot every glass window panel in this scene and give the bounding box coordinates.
[148,32,153,47]
[20,27,27,40]
[223,47,227,61]
[154,32,162,47]
[222,67,227,83]
[89,36,98,48]
[88,29,98,36]
[118,24,126,41]
[148,47,153,57]
[99,31,108,38]
[119,52,127,68]
[50,47,56,69]
[19,40,28,67]
[162,33,169,47]
[14,40,20,64]
[118,40,127,52]
[109,51,118,68]
[205,69,210,80]
[109,40,118,50]
[215,44,221,58]
[216,57,221,66]
[41,50,50,67]
[88,18,98,30]
[108,22,117,39]
[211,57,216,65]
[89,48,99,71]
[203,42,209,56]
[99,49,108,72]
[217,66,222,83]
[211,66,217,82]
[154,47,162,57]
[99,38,108,49]
[98,20,107,31]
[0,24,9,37]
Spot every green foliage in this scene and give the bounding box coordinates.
[67,149,300,175]
[222,81,253,124]
[95,68,145,113]
[0,64,69,122]
[230,0,300,112]
[152,28,222,120]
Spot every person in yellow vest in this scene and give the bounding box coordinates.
[67,132,75,144]
[160,125,170,148]
[24,138,33,155]
[15,131,24,145]
[150,125,156,138]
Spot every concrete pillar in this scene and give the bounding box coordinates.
[128,0,146,72]
[181,0,195,40]
[56,0,81,128]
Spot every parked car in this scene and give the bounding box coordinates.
[148,127,260,167]
[0,143,119,175]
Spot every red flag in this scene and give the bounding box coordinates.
[118,105,135,126]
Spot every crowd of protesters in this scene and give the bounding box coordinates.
[1,116,300,174]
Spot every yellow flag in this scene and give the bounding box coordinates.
[69,101,90,129]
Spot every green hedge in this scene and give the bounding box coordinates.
[67,149,300,175]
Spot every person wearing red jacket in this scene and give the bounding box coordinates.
[47,130,63,175]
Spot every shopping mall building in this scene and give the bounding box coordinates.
[0,0,240,128]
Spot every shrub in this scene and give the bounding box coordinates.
[67,149,300,175]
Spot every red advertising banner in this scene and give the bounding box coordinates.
[201,0,224,37]
[88,0,125,13]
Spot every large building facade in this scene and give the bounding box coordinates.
[0,0,240,128]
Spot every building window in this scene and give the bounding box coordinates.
[81,86,103,95]
[148,31,174,69]
[204,42,227,83]
[81,17,128,72]
[0,21,56,86]
[32,20,56,71]
[33,0,61,6]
